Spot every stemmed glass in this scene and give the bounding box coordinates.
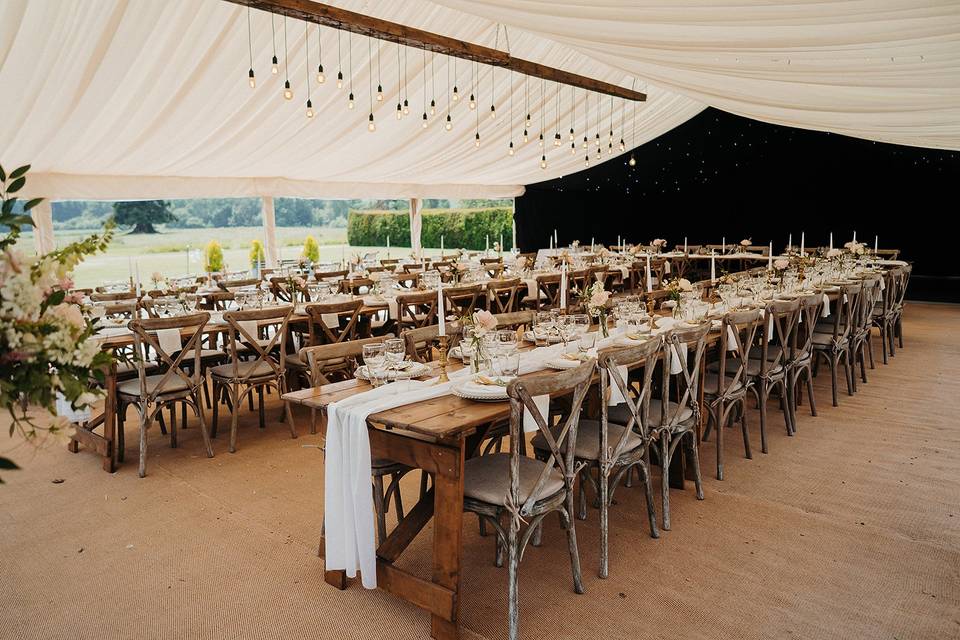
[383,338,406,374]
[362,343,386,386]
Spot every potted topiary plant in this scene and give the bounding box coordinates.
[302,235,320,265]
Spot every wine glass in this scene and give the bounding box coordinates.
[384,338,406,369]
[362,343,386,385]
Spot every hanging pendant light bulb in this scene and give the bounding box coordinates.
[595,132,601,147]
[396,103,402,120]
[283,80,294,100]
[619,138,625,152]
[582,135,588,149]
[585,154,590,167]
[628,154,637,167]
[569,128,575,141]
[554,132,561,147]
[608,141,614,154]
[272,55,279,75]
[508,141,515,156]
[475,132,481,148]
[570,142,576,155]
[368,113,376,132]
[422,111,428,128]
[469,93,476,109]
[403,99,409,115]
[445,114,452,131]
[430,99,436,116]
[317,64,325,84]
[538,133,544,149]
[348,92,355,109]
[540,154,547,169]
[490,104,496,119]
[337,71,343,89]
[377,84,383,102]
[306,99,314,118]
[452,85,459,101]
[523,129,529,143]
[248,68,256,89]
[525,114,531,128]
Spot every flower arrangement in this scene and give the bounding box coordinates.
[651,238,667,253]
[583,281,611,337]
[664,277,693,317]
[468,310,497,373]
[493,241,501,254]
[1,164,114,481]
[740,239,752,250]
[302,235,320,264]
[149,271,168,291]
[204,240,224,273]
[844,241,866,256]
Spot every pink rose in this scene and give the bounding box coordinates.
[774,258,790,270]
[59,276,75,290]
[473,309,497,332]
[589,290,610,308]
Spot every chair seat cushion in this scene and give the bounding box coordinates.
[609,398,693,427]
[180,348,226,361]
[464,453,564,506]
[702,372,745,396]
[531,419,644,461]
[210,360,277,379]
[118,373,190,397]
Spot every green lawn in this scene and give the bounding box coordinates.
[17,225,447,288]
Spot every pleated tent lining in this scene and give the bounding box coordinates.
[1,0,957,201]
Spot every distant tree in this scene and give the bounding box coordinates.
[112,200,175,233]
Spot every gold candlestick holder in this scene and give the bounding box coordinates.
[435,334,450,384]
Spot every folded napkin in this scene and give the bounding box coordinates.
[155,328,182,356]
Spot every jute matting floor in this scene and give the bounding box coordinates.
[2,303,958,639]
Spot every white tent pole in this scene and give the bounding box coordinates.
[408,197,422,260]
[261,196,278,267]
[31,200,55,255]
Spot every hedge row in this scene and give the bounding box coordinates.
[347,208,514,251]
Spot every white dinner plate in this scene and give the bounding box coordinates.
[451,377,514,401]
[355,361,430,381]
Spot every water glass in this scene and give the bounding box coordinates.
[578,332,596,354]
[384,338,405,367]
[494,353,520,378]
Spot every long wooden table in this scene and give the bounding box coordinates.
[284,323,717,640]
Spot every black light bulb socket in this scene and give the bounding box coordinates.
[377,84,383,93]
[306,99,313,108]
[248,68,255,78]
[337,71,343,80]
[368,113,374,122]
[318,63,324,72]
[272,55,278,64]
[284,80,291,89]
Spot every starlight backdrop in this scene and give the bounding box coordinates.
[515,109,960,302]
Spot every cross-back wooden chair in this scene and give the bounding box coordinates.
[294,335,394,435]
[745,299,800,452]
[533,273,565,310]
[305,300,363,345]
[872,268,899,364]
[463,360,595,640]
[589,266,619,294]
[314,269,348,283]
[269,276,307,303]
[538,339,661,578]
[480,257,504,278]
[123,313,213,477]
[395,271,421,289]
[812,283,860,406]
[787,292,824,423]
[402,323,462,363]
[851,276,882,388]
[702,308,762,480]
[379,258,400,267]
[338,277,373,295]
[211,306,296,452]
[654,322,710,530]
[569,269,592,306]
[395,290,438,331]
[892,264,911,350]
[443,284,483,319]
[874,249,900,260]
[91,291,136,303]
[487,278,522,313]
[493,310,535,331]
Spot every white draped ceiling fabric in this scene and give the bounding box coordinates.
[2,0,958,204]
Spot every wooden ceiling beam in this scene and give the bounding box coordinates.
[226,0,646,102]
